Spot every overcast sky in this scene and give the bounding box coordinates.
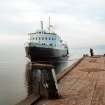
[0,0,105,47]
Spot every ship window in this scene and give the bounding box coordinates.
[45,37,47,40]
[52,38,54,40]
[42,37,44,40]
[39,37,40,40]
[36,38,37,40]
[33,38,34,40]
[49,44,53,46]
[49,37,51,40]
[60,40,63,43]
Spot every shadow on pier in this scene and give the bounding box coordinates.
[25,57,69,98]
[16,57,69,105]
[25,62,59,99]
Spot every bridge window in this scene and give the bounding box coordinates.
[39,32,41,34]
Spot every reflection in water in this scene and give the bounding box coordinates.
[25,57,68,98]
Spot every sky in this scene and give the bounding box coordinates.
[0,0,105,47]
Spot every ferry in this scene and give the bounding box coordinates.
[25,18,69,62]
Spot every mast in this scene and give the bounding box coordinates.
[49,17,50,33]
[40,21,43,34]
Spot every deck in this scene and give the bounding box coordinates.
[37,56,105,105]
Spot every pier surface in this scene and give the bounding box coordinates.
[37,56,105,105]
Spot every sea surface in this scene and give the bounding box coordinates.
[0,44,105,105]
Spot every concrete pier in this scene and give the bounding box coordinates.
[36,56,105,105]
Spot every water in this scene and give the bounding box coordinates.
[0,45,27,105]
[0,44,105,105]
